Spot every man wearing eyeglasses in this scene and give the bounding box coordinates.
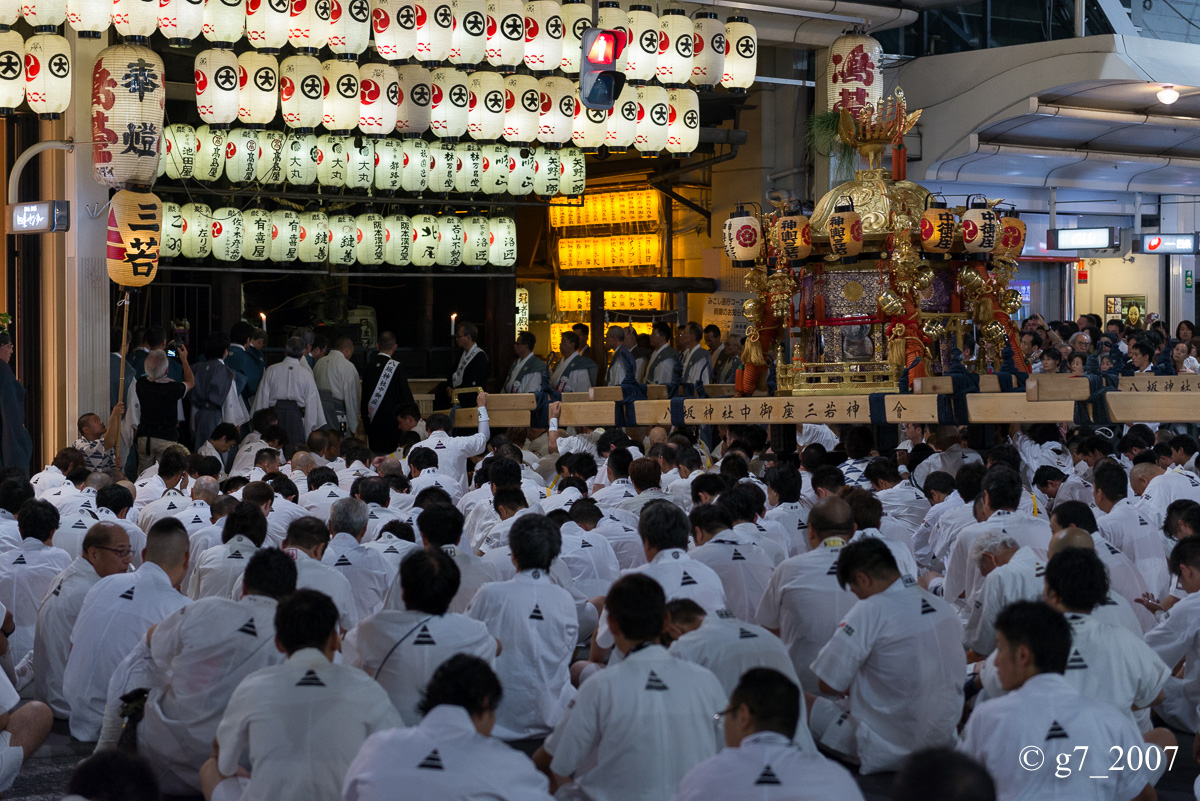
[30,522,132,720]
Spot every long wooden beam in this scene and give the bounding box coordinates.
[1026,376,1091,402]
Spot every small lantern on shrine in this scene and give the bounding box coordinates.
[395,63,431,136]
[67,0,110,39]
[237,50,278,126]
[450,0,487,65]
[25,33,71,120]
[210,207,244,261]
[195,48,239,129]
[997,206,1026,258]
[384,213,412,265]
[722,205,760,268]
[776,208,811,260]
[827,30,881,114]
[242,207,272,261]
[827,196,863,259]
[415,0,453,64]
[485,0,524,72]
[161,201,183,259]
[246,0,290,52]
[720,16,755,92]
[269,209,301,262]
[329,0,372,58]
[961,194,998,255]
[559,0,590,73]
[358,62,399,136]
[91,43,165,186]
[524,0,563,73]
[181,202,212,258]
[468,69,505,141]
[297,210,329,263]
[656,8,691,87]
[106,190,161,287]
[919,194,955,254]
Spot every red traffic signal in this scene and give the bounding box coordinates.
[580,27,627,111]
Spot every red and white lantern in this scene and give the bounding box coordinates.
[358,62,398,136]
[384,213,412,266]
[559,0,589,73]
[328,213,357,266]
[161,201,183,259]
[410,213,439,267]
[288,0,331,51]
[162,123,197,180]
[623,4,657,84]
[536,75,573,145]
[665,87,698,155]
[656,8,691,87]
[489,215,517,266]
[450,0,487,65]
[90,42,164,186]
[428,140,457,193]
[20,0,65,30]
[507,144,534,194]
[269,209,301,261]
[238,51,278,126]
[356,212,386,266]
[485,0,523,71]
[481,142,508,193]
[400,137,429,191]
[112,0,156,40]
[572,94,605,152]
[283,131,318,184]
[106,190,163,287]
[560,145,584,196]
[316,133,348,186]
[0,29,22,114]
[224,127,259,182]
[468,69,505,140]
[374,137,402,190]
[297,209,329,263]
[280,54,323,130]
[329,0,372,56]
[454,140,482,193]
[827,31,881,114]
[195,48,239,128]
[605,81,637,151]
[437,214,463,266]
[158,0,205,47]
[194,124,227,181]
[502,72,538,145]
[67,0,109,38]
[689,10,722,90]
[242,208,272,261]
[203,0,245,46]
[25,33,70,120]
[246,0,291,52]
[720,16,756,92]
[723,206,761,266]
[415,0,453,63]
[210,207,244,262]
[373,0,418,61]
[531,145,560,195]
[395,63,431,136]
[961,195,999,255]
[597,0,624,70]
[256,129,286,183]
[430,66,469,139]
[322,58,359,133]
[462,214,490,266]
[523,0,562,73]
[345,137,374,188]
[181,202,213,258]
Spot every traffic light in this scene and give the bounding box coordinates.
[579,28,627,110]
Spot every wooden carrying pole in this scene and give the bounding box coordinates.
[114,289,130,467]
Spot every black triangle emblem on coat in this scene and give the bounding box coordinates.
[680,571,698,587]
[296,669,325,687]
[119,585,135,600]
[1046,721,1069,740]
[732,548,746,561]
[754,766,782,786]
[580,539,593,548]
[529,604,544,621]
[334,554,353,566]
[1066,650,1088,670]
[384,545,400,554]
[237,618,258,636]
[826,561,839,576]
[51,581,62,597]
[228,550,244,559]
[11,554,25,565]
[1034,563,1045,578]
[738,627,758,639]
[920,599,936,615]
[71,519,87,529]
[644,670,669,691]
[1105,542,1120,555]
[417,749,444,770]
[413,625,436,645]
[191,516,204,524]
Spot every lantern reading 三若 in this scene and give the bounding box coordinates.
[106,190,162,287]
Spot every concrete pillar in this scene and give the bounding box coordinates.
[1159,196,1197,325]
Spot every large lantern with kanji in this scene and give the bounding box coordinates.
[827,31,881,114]
[91,43,165,188]
[106,190,162,287]
[358,62,398,136]
[237,51,278,126]
[919,195,955,254]
[384,213,412,265]
[25,33,70,120]
[485,0,523,71]
[720,16,755,92]
[722,206,760,267]
[161,201,182,258]
[961,195,998,255]
[242,208,272,261]
[689,10,722,90]
[415,0,453,63]
[827,197,863,259]
[450,0,487,65]
[280,54,323,130]
[195,48,239,128]
[329,0,372,56]
[246,0,291,52]
[776,209,811,260]
[270,209,301,261]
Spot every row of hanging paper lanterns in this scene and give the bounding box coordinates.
[159,123,588,196]
[917,195,1026,257]
[161,202,518,268]
[0,29,72,119]
[196,52,701,154]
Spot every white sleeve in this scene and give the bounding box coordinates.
[304,377,327,433]
[223,383,250,428]
[343,366,361,434]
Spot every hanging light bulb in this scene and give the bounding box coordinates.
[450,0,487,66]
[1158,84,1180,105]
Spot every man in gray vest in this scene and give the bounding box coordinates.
[191,333,249,452]
[680,321,714,386]
[502,332,549,395]
[644,322,682,386]
[549,331,596,393]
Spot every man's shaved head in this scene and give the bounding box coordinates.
[808,496,855,539]
[191,476,219,505]
[1130,463,1165,496]
[291,452,316,473]
[84,473,112,491]
[1048,525,1096,558]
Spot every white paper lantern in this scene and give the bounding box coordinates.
[112,0,156,40]
[462,214,489,265]
[284,131,318,184]
[329,0,371,55]
[411,213,438,266]
[428,140,456,193]
[357,63,398,136]
[156,137,166,178]
[666,87,697,155]
[429,67,468,140]
[436,215,463,266]
[507,144,533,194]
[485,0,522,71]
[656,9,691,87]
[107,190,161,288]
[270,209,301,261]
[159,0,206,46]
[502,72,538,144]
[384,213,412,265]
[0,0,16,28]
[634,84,666,153]
[194,124,227,181]
[605,80,637,151]
[346,137,374,188]
[572,95,605,152]
[523,0,562,73]
[373,0,418,61]
[297,210,329,263]
[181,202,212,258]
[0,29,22,114]
[623,4,657,84]
[203,0,245,46]
[395,63,430,136]
[161,201,183,258]
[224,127,259,182]
[374,137,402,190]
[454,140,482,193]
[689,10,722,90]
[242,208,272,261]
[328,213,357,265]
[238,51,278,126]
[196,49,239,129]
[415,0,452,63]
[400,137,429,191]
[450,0,486,65]
[288,0,331,51]
[91,43,165,188]
[597,0,624,70]
[481,142,507,193]
[280,54,322,131]
[489,215,516,266]
[67,0,109,38]
[21,0,65,30]
[560,144,584,195]
[256,128,286,183]
[162,123,196,179]
[246,0,291,51]
[322,59,359,133]
[537,75,572,145]
[531,145,559,195]
[356,212,386,265]
[317,133,348,186]
[721,16,755,92]
[559,0,588,73]
[827,32,881,114]
[468,69,504,140]
[24,33,69,119]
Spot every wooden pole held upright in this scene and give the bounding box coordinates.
[114,290,130,468]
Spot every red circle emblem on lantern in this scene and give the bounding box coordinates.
[165,139,173,154]
[293,0,307,10]
[374,152,379,165]
[195,70,207,93]
[316,149,324,164]
[431,84,443,106]
[508,156,516,170]
[181,218,188,233]
[271,225,278,240]
[850,219,863,242]
[504,88,515,111]
[636,103,645,121]
[1001,224,1022,249]
[668,104,676,124]
[962,219,979,242]
[456,157,462,171]
[299,225,307,241]
[487,14,497,35]
[356,227,363,242]
[468,90,477,110]
[248,0,261,11]
[402,152,409,166]
[415,4,427,27]
[226,142,237,159]
[361,79,380,104]
[658,31,668,54]
[694,33,704,53]
[919,218,933,240]
[331,0,342,22]
[212,221,223,237]
[540,92,551,113]
[724,38,730,55]
[280,76,295,101]
[735,225,757,247]
[482,156,489,170]
[373,7,389,32]
[525,17,537,41]
[24,54,38,79]
[239,65,248,88]
[322,76,330,97]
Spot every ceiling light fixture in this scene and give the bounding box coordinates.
[1158,85,1180,105]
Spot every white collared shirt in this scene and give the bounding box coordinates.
[912,491,963,570]
[1098,498,1171,599]
[344,609,495,726]
[323,532,393,621]
[216,647,401,801]
[171,500,213,536]
[1058,611,1169,729]
[557,522,620,598]
[189,535,259,600]
[30,464,67,497]
[410,423,491,493]
[1145,590,1200,727]
[690,528,776,622]
[674,731,862,801]
[31,556,101,718]
[361,531,421,572]
[132,473,169,512]
[313,349,363,434]
[466,567,578,739]
[299,482,351,522]
[795,424,839,451]
[0,538,73,665]
[877,483,931,529]
[963,546,1044,655]
[944,511,1051,617]
[590,518,646,570]
[592,477,636,507]
[546,643,725,801]
[383,544,503,615]
[764,501,810,557]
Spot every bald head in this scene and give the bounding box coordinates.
[808,496,855,548]
[1130,463,1164,497]
[191,476,219,505]
[291,451,316,474]
[1049,525,1096,558]
[84,472,112,492]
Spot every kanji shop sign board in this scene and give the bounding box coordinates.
[7,201,69,233]
[1118,376,1200,393]
[633,395,940,426]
